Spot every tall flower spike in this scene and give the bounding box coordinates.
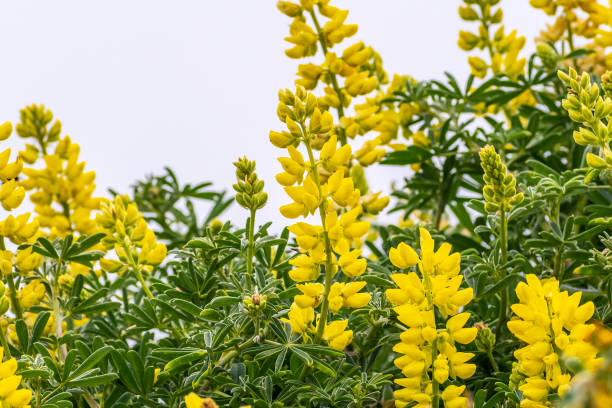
[233,157,267,290]
[479,145,523,213]
[458,0,526,79]
[507,274,599,406]
[97,195,166,298]
[559,68,612,170]
[17,105,103,239]
[531,0,612,75]
[271,85,370,350]
[276,0,393,221]
[233,157,268,211]
[386,228,476,408]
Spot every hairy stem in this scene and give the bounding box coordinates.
[302,138,335,342]
[495,209,508,339]
[123,242,154,299]
[487,349,500,372]
[53,262,67,361]
[245,209,256,290]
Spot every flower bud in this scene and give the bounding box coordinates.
[586,152,607,169]
[0,122,12,141]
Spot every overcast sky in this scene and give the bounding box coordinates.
[0,1,548,226]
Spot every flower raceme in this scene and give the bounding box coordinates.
[276,0,400,206]
[559,68,612,170]
[458,0,526,79]
[386,228,476,408]
[530,0,612,75]
[271,86,371,350]
[17,105,103,239]
[507,274,599,407]
[97,195,166,298]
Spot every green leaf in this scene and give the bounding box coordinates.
[68,373,118,387]
[477,274,522,300]
[67,346,113,380]
[30,311,51,349]
[15,319,28,350]
[381,146,433,165]
[35,237,59,259]
[208,296,241,308]
[164,350,208,372]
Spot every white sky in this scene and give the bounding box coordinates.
[0,1,548,226]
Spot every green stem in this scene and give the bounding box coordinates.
[431,337,440,408]
[218,337,255,366]
[52,262,67,361]
[245,209,256,290]
[133,268,154,299]
[6,273,22,321]
[553,246,564,282]
[309,9,347,146]
[123,242,154,299]
[302,138,335,342]
[433,183,447,230]
[487,349,500,372]
[495,209,508,339]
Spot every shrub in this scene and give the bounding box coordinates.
[0,1,610,407]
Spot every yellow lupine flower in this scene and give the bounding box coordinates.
[283,302,314,334]
[322,319,353,350]
[507,274,599,405]
[294,282,324,308]
[271,84,373,351]
[328,281,370,313]
[0,347,32,407]
[18,280,46,310]
[184,393,218,408]
[16,106,103,239]
[387,228,475,408]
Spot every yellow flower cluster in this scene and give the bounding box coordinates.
[277,0,394,211]
[458,0,526,79]
[0,119,45,322]
[271,86,371,350]
[0,122,25,212]
[386,228,475,408]
[0,347,31,407]
[97,195,167,277]
[507,274,599,407]
[16,105,102,239]
[184,393,218,408]
[559,67,612,170]
[17,280,46,311]
[531,0,612,75]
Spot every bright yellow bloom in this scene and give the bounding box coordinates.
[14,247,42,275]
[387,228,474,408]
[328,281,370,312]
[283,302,314,334]
[322,319,353,350]
[0,347,32,407]
[184,393,218,408]
[18,280,46,310]
[97,195,167,269]
[507,274,598,405]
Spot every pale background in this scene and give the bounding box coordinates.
[0,1,547,226]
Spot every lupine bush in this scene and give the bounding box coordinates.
[0,1,610,407]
